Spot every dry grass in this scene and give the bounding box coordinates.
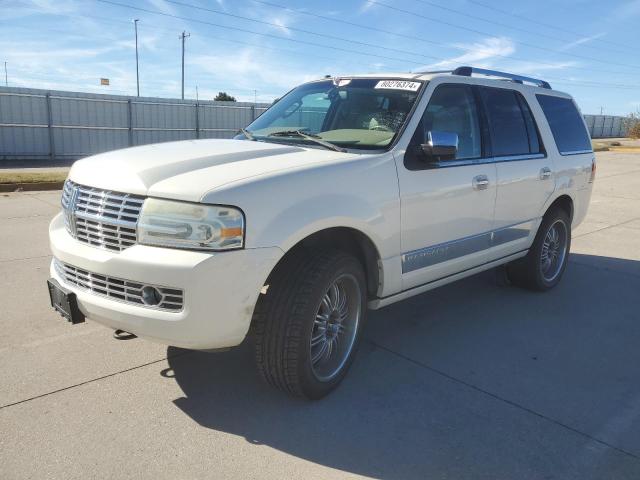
[0,170,68,184]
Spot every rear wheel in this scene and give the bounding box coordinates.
[507,208,571,291]
[253,249,367,399]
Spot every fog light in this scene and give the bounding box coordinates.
[141,285,163,306]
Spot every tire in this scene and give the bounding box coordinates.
[507,208,571,291]
[253,248,367,399]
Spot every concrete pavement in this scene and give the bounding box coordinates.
[1,151,639,479]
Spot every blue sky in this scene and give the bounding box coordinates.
[1,0,639,114]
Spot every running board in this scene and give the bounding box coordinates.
[368,250,528,310]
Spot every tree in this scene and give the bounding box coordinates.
[627,108,640,139]
[214,92,236,102]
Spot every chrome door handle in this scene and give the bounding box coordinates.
[540,167,552,180]
[472,175,489,190]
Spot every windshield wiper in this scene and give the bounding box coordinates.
[268,130,346,153]
[240,128,256,141]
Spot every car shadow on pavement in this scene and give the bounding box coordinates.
[166,253,640,479]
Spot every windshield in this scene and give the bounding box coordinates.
[244,78,424,150]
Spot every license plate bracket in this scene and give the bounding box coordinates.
[47,278,85,324]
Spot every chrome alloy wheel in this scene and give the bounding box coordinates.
[310,273,362,382]
[540,219,568,282]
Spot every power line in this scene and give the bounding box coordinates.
[162,0,444,63]
[93,0,434,67]
[466,0,635,52]
[409,0,631,55]
[247,0,640,78]
[367,0,640,70]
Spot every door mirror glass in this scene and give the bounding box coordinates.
[421,130,458,161]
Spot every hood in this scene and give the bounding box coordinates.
[69,139,357,202]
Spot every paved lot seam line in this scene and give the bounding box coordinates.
[573,217,640,239]
[0,350,193,410]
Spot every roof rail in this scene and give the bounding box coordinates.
[419,66,552,89]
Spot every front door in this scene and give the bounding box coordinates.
[396,83,497,290]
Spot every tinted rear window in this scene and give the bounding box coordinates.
[536,95,592,154]
[480,88,536,157]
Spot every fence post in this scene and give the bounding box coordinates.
[610,116,615,137]
[127,99,133,146]
[195,102,200,139]
[45,92,55,162]
[251,104,256,121]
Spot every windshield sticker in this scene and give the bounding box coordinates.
[374,80,421,91]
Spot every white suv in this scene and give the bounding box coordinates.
[48,67,595,399]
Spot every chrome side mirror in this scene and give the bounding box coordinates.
[421,130,458,162]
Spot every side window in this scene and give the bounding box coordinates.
[517,95,542,154]
[480,87,533,157]
[536,95,592,154]
[419,84,482,160]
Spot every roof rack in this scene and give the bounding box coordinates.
[419,66,552,89]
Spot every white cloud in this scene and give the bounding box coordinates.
[417,37,515,71]
[269,17,292,36]
[558,32,606,51]
[146,0,177,15]
[189,49,316,91]
[360,1,376,13]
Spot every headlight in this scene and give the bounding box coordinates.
[137,198,244,251]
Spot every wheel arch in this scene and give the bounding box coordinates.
[264,226,383,299]
[545,194,574,223]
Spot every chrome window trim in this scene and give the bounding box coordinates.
[427,152,546,169]
[560,149,593,156]
[402,218,536,273]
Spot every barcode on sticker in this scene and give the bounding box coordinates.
[374,80,421,91]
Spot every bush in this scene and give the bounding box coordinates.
[628,121,640,139]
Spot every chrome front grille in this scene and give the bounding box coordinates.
[62,180,145,252]
[54,258,184,311]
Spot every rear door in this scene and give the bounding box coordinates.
[479,86,555,259]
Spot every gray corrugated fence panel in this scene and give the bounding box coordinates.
[54,128,130,155]
[199,101,257,134]
[583,115,594,137]
[0,126,50,156]
[0,86,270,161]
[584,114,636,138]
[133,129,196,145]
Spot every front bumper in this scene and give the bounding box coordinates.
[49,213,283,349]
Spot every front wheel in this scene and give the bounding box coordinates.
[253,249,367,399]
[507,208,571,291]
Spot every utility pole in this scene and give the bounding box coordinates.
[4,61,7,87]
[180,30,190,100]
[254,89,257,105]
[134,19,140,97]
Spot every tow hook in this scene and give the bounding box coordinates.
[113,329,137,340]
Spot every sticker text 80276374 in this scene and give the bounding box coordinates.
[374,80,421,91]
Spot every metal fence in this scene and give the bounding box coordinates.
[0,86,269,163]
[583,114,634,138]
[0,86,636,164]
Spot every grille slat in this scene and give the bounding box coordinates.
[62,180,144,252]
[54,258,184,311]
